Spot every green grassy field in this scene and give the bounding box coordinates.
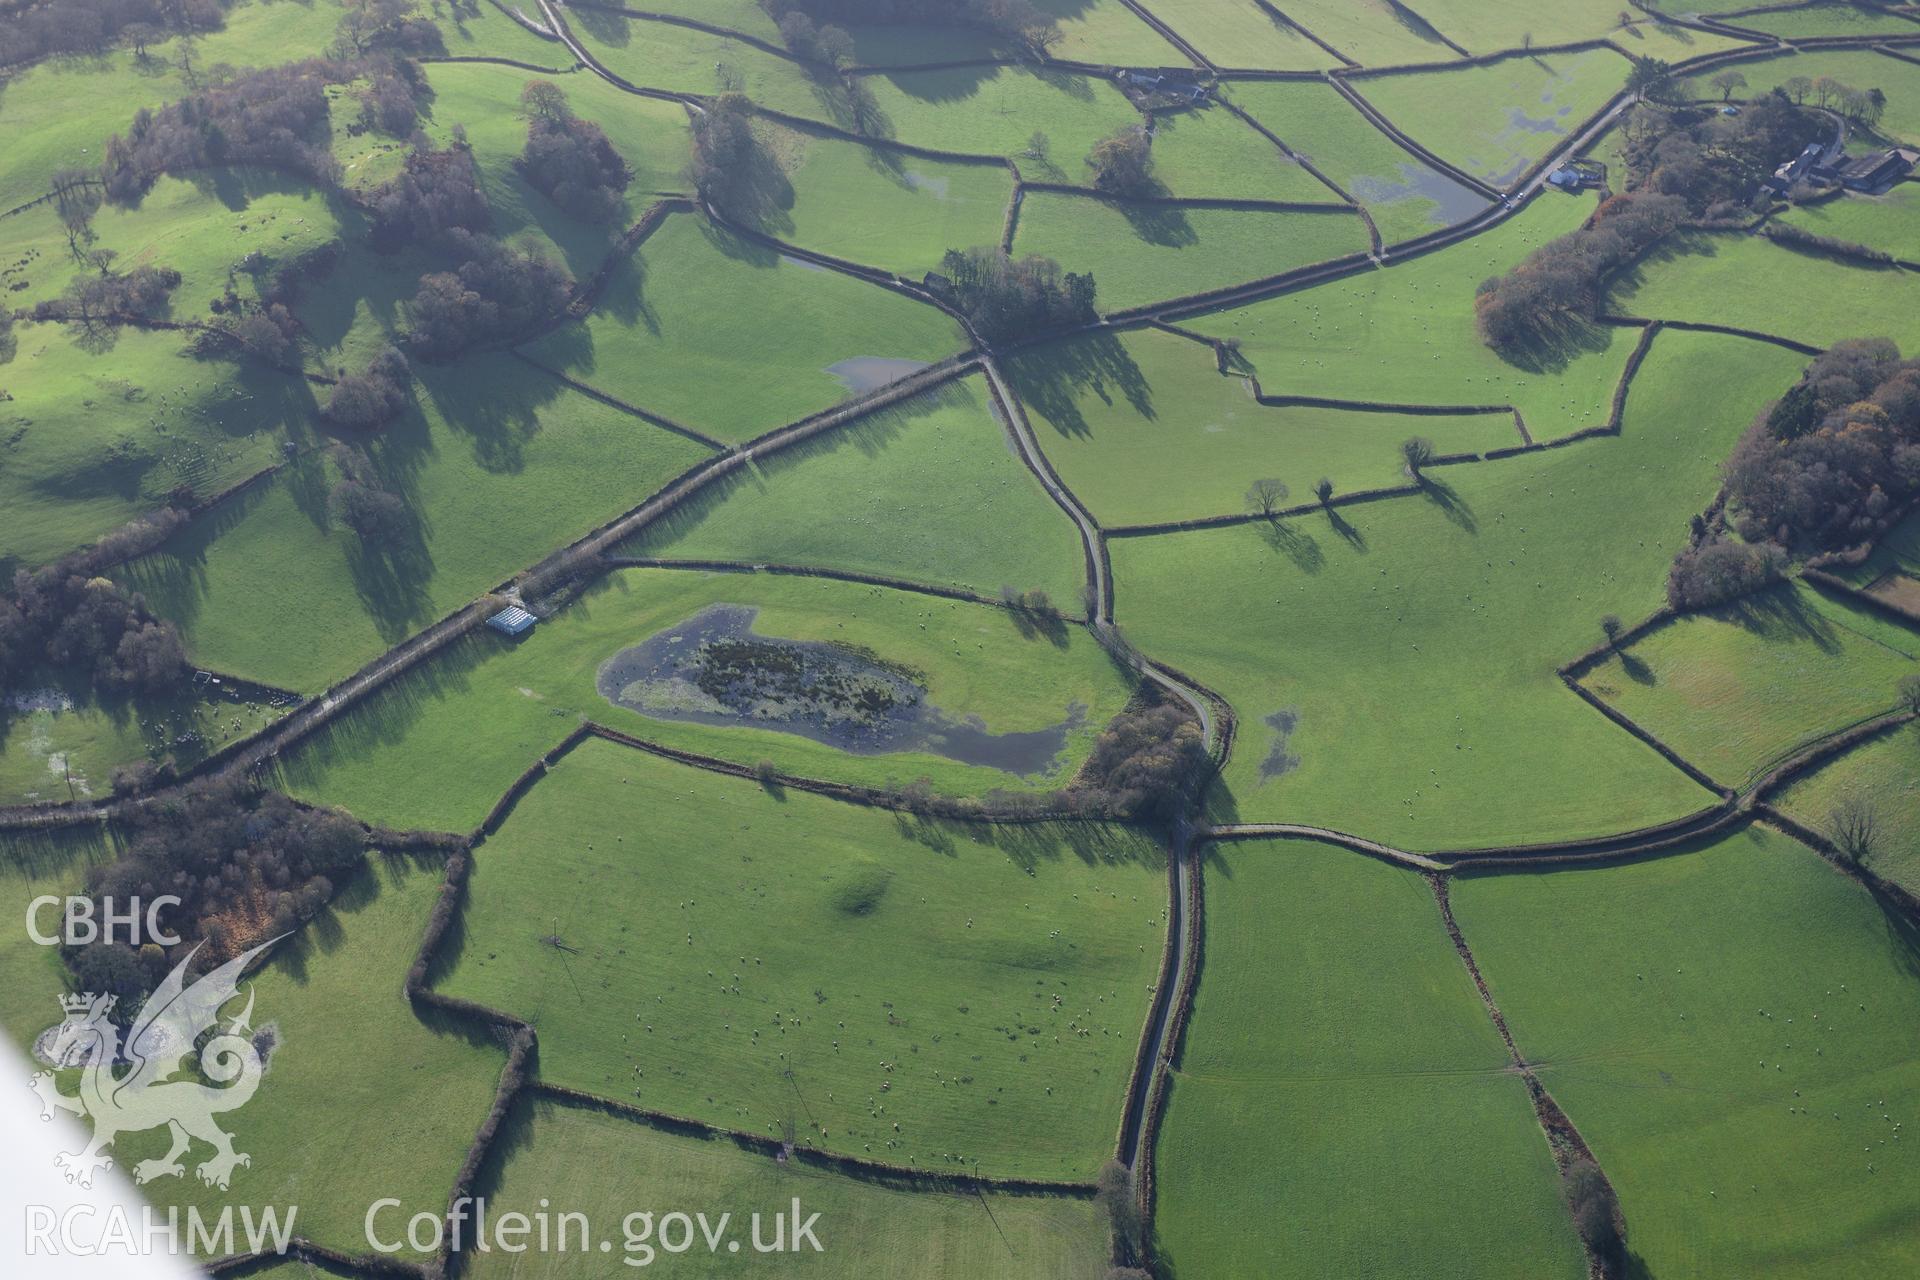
[1106,328,1801,848]
[1452,825,1920,1279]
[1776,718,1920,895]
[0,320,319,572]
[117,854,505,1262]
[1009,327,1525,526]
[1725,3,1920,39]
[1153,839,1584,1279]
[466,1098,1110,1278]
[116,359,713,692]
[1415,0,1758,57]
[625,375,1088,606]
[751,122,1013,276]
[569,11,845,128]
[619,0,783,42]
[1740,50,1920,148]
[1354,47,1628,188]
[272,566,1139,832]
[1035,0,1191,64]
[1012,192,1371,312]
[1611,232,1920,351]
[1185,192,1634,442]
[0,682,284,805]
[1269,0,1461,66]
[411,61,693,256]
[858,66,1142,186]
[0,846,504,1263]
[437,736,1167,1181]
[522,216,966,443]
[1776,185,1920,262]
[1225,80,1491,244]
[1578,580,1918,788]
[0,826,120,1050]
[1136,0,1340,70]
[1144,104,1345,205]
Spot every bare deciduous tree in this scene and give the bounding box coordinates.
[1827,798,1879,865]
[1247,478,1288,522]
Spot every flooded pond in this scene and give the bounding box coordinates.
[826,356,931,394]
[598,605,1083,776]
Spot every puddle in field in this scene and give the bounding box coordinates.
[780,253,828,272]
[826,356,931,394]
[598,605,1083,775]
[902,169,950,199]
[1260,708,1302,780]
[1349,161,1490,227]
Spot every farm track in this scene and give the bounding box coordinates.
[17,15,1920,1278]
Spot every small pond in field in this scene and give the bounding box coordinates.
[826,356,931,394]
[597,605,1083,775]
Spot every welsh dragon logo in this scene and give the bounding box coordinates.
[30,938,279,1191]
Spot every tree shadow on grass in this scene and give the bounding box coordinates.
[1492,312,1616,378]
[1118,196,1196,250]
[1417,474,1477,534]
[1711,582,1841,654]
[1257,516,1324,574]
[1006,329,1152,440]
[1326,505,1368,551]
[566,2,631,49]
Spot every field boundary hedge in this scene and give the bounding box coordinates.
[510,350,729,450]
[1117,0,1216,71]
[1325,71,1501,199]
[1803,566,1920,628]
[1021,180,1352,217]
[602,554,1006,606]
[1430,874,1616,1275]
[1127,828,1202,1255]
[1252,0,1360,67]
[1755,807,1920,928]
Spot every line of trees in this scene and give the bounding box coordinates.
[688,92,761,214]
[931,246,1097,341]
[0,0,227,68]
[516,80,633,225]
[1474,192,1688,353]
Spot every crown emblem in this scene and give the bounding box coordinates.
[61,993,110,1014]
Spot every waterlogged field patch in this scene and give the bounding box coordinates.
[1453,827,1920,1279]
[437,737,1166,1181]
[600,604,1086,774]
[1225,80,1490,244]
[273,569,1137,832]
[1355,48,1627,188]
